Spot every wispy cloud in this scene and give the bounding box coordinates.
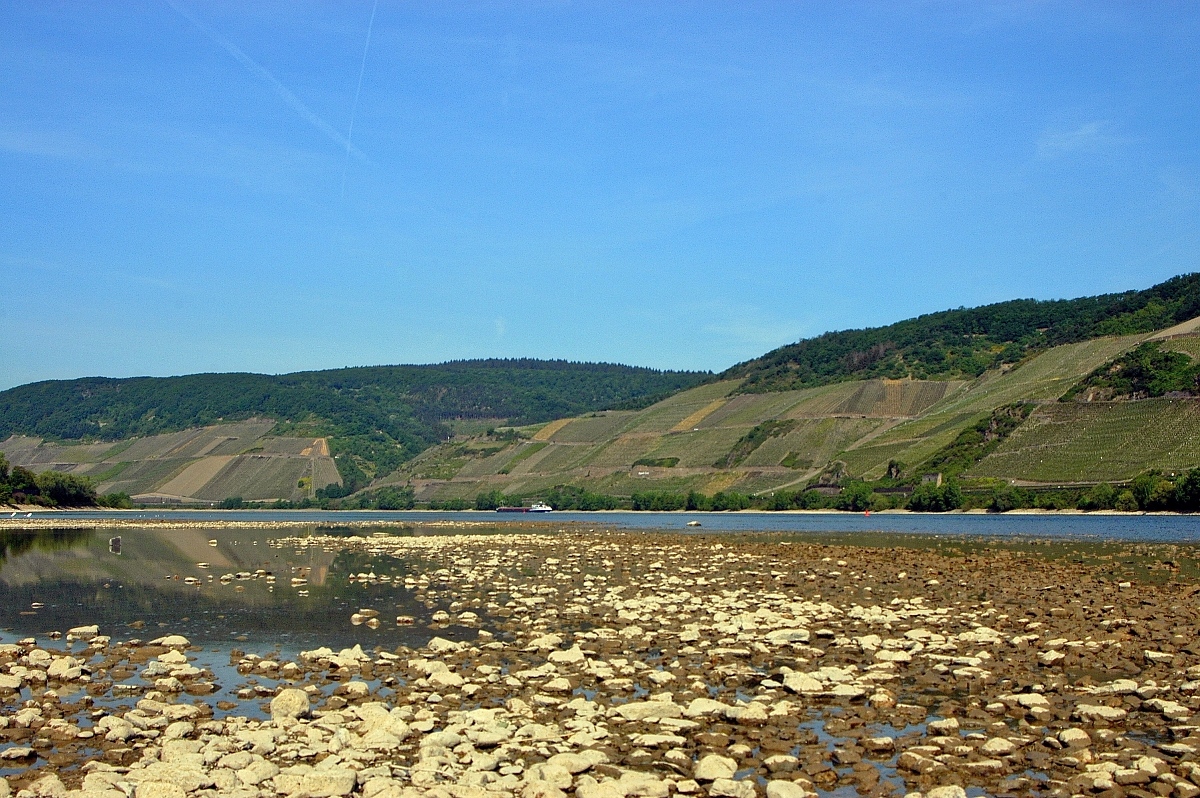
[162,0,366,160]
[1036,120,1108,159]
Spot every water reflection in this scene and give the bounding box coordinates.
[0,528,94,565]
[0,526,476,654]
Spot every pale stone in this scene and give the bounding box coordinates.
[1059,728,1091,748]
[271,687,311,721]
[1076,704,1128,722]
[298,768,358,798]
[548,645,586,665]
[782,673,823,694]
[766,782,814,798]
[149,635,190,647]
[709,778,756,798]
[695,755,737,781]
[981,738,1016,756]
[134,783,185,798]
[615,701,682,721]
[684,698,731,718]
[927,788,967,798]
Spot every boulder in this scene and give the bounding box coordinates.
[695,755,737,781]
[270,688,311,721]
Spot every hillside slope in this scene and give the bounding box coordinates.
[724,273,1200,392]
[398,326,1200,501]
[0,421,338,504]
[0,360,707,486]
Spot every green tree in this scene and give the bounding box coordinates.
[907,481,963,512]
[98,492,134,509]
[1114,490,1140,512]
[474,490,518,510]
[1174,469,1200,513]
[1078,483,1116,511]
[989,485,1033,512]
[835,482,875,512]
[630,491,686,511]
[710,492,751,511]
[35,471,97,506]
[1131,472,1163,510]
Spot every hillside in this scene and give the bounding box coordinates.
[7,276,1200,506]
[724,273,1200,392]
[0,360,706,493]
[392,325,1200,502]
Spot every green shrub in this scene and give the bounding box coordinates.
[1114,490,1140,511]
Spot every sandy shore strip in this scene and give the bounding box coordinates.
[2,530,1199,798]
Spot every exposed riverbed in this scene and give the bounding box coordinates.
[1,524,1199,798]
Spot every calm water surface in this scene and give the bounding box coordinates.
[19,508,1200,541]
[1,511,1197,654]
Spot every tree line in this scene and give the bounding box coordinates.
[453,469,1200,514]
[0,454,130,508]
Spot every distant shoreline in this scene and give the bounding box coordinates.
[2,505,1185,517]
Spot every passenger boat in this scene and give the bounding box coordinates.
[496,502,553,513]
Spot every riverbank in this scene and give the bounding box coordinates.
[2,530,1199,798]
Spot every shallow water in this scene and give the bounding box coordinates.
[0,526,481,652]
[20,508,1200,541]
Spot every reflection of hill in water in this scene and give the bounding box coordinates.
[0,527,467,651]
[0,528,94,567]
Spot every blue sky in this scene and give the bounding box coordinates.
[2,2,1198,389]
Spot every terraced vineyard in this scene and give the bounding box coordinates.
[1161,336,1200,361]
[397,330,1193,500]
[969,398,1200,483]
[0,421,339,504]
[827,334,1150,479]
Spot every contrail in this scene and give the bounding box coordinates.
[342,0,380,197]
[163,0,366,160]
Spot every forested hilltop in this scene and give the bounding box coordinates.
[0,360,706,479]
[725,273,1200,392]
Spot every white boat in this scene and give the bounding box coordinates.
[528,502,553,513]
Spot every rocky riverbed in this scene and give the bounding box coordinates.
[2,529,1200,798]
